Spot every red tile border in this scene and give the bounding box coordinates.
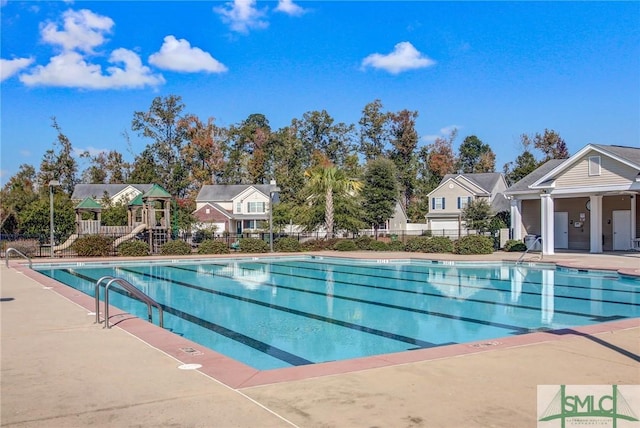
[12,261,640,390]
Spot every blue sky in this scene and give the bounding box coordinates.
[1,1,639,186]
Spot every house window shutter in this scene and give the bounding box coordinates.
[442,198,445,209]
[432,198,435,209]
[457,197,461,209]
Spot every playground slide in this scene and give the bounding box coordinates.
[113,224,147,247]
[53,234,78,252]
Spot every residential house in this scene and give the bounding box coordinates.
[504,144,640,254]
[426,172,509,235]
[71,184,154,205]
[194,184,278,234]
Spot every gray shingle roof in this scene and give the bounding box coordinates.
[505,159,564,194]
[71,184,153,201]
[196,184,276,202]
[441,172,504,194]
[591,144,640,167]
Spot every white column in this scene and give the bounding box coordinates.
[631,195,637,249]
[510,199,522,241]
[589,195,603,253]
[540,193,554,255]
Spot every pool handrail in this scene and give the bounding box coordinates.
[5,247,32,269]
[516,236,543,265]
[94,276,163,329]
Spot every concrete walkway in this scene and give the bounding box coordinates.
[1,251,639,427]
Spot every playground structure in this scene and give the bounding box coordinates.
[54,184,172,254]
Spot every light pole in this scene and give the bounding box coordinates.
[49,180,60,256]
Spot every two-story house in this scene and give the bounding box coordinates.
[426,172,509,235]
[194,183,278,234]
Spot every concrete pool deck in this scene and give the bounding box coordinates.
[1,251,639,427]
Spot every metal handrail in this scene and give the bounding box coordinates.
[5,247,32,268]
[516,236,543,265]
[95,276,163,329]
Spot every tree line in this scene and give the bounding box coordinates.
[0,94,570,239]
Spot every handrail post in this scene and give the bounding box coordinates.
[95,276,114,324]
[5,248,33,269]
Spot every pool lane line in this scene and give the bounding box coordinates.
[264,260,640,308]
[120,267,453,348]
[223,261,634,321]
[290,259,640,296]
[60,269,314,367]
[166,265,533,334]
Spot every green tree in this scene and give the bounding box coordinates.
[503,134,540,185]
[81,150,129,184]
[271,125,307,204]
[129,147,161,185]
[358,99,391,162]
[38,117,79,195]
[19,192,75,243]
[181,115,225,192]
[426,129,458,185]
[457,135,495,173]
[131,95,189,197]
[0,164,38,233]
[100,199,128,226]
[461,198,493,232]
[361,158,399,238]
[301,157,363,238]
[388,109,419,210]
[296,110,355,168]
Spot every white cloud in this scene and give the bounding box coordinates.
[215,0,268,33]
[149,36,228,73]
[74,146,107,158]
[275,0,305,16]
[1,57,34,81]
[361,41,435,74]
[19,49,165,89]
[422,125,461,143]
[40,9,114,53]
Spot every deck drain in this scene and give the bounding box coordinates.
[469,341,501,348]
[178,363,202,370]
[179,347,203,356]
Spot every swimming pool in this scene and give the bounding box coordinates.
[35,256,639,370]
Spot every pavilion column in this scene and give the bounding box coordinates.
[589,195,603,253]
[510,198,522,241]
[540,193,554,255]
[631,195,637,249]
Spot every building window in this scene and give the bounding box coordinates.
[432,197,445,210]
[247,201,265,213]
[588,156,601,176]
[243,219,267,230]
[457,196,472,209]
[236,202,242,213]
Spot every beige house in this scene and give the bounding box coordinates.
[426,173,509,235]
[505,144,640,254]
[194,184,278,234]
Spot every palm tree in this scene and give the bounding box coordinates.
[304,159,362,239]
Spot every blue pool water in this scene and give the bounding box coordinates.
[35,256,639,370]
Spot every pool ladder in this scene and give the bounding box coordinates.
[95,276,164,329]
[4,247,32,268]
[515,237,543,265]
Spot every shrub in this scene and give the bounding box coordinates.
[423,236,453,253]
[301,238,340,251]
[354,235,373,250]
[333,240,358,251]
[4,239,40,257]
[454,235,494,255]
[274,237,302,252]
[367,240,389,251]
[73,235,113,257]
[405,236,430,252]
[387,240,406,252]
[238,237,269,253]
[503,239,527,252]
[118,240,150,257]
[197,239,230,255]
[192,229,215,244]
[160,240,192,255]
